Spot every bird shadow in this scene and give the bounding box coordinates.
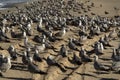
[100,78,119,80]
[2,76,32,80]
[99,57,112,61]
[75,72,98,78]
[92,71,110,74]
[11,62,28,71]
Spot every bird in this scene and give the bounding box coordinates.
[27,57,47,74]
[24,37,34,48]
[45,56,67,72]
[111,48,120,61]
[68,38,79,51]
[34,43,45,52]
[79,47,92,62]
[7,45,18,61]
[99,37,113,47]
[44,40,57,51]
[48,31,63,42]
[111,61,120,73]
[108,28,118,40]
[0,28,10,42]
[33,49,42,62]
[59,44,67,57]
[94,42,104,56]
[68,53,82,65]
[72,38,84,46]
[22,51,30,65]
[54,27,66,37]
[32,35,44,43]
[0,55,11,76]
[93,55,110,74]
[10,29,26,39]
[0,27,9,39]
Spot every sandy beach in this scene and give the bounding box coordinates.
[0,0,120,80]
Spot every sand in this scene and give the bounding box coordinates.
[0,0,120,80]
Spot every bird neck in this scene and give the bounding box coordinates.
[7,57,11,64]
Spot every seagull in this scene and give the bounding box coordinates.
[59,44,67,57]
[68,38,79,51]
[48,31,63,42]
[68,53,82,65]
[79,47,92,62]
[93,55,110,74]
[27,57,47,74]
[45,56,67,72]
[72,38,84,46]
[99,37,113,47]
[22,51,30,65]
[11,29,26,39]
[112,48,120,61]
[24,37,34,48]
[7,45,17,61]
[111,61,120,73]
[108,28,118,40]
[0,27,9,39]
[55,27,66,37]
[33,49,42,62]
[0,55,11,76]
[34,43,45,52]
[94,42,104,56]
[0,28,10,42]
[32,35,45,43]
[37,24,44,33]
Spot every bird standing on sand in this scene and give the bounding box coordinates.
[27,57,47,74]
[46,56,67,72]
[0,55,11,76]
[68,53,82,65]
[7,45,18,61]
[112,48,120,61]
[59,44,67,57]
[93,55,110,74]
[55,27,66,37]
[33,49,42,62]
[79,47,92,62]
[68,38,79,51]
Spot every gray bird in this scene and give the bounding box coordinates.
[68,53,82,65]
[27,57,47,74]
[108,28,118,40]
[59,44,67,57]
[112,48,120,61]
[22,51,30,65]
[79,47,92,62]
[11,29,26,39]
[99,37,113,47]
[7,45,17,61]
[46,56,66,72]
[55,27,66,37]
[0,55,11,76]
[33,49,42,62]
[94,42,104,56]
[68,38,79,51]
[111,61,120,73]
[93,55,110,74]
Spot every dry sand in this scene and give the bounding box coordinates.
[0,0,120,80]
